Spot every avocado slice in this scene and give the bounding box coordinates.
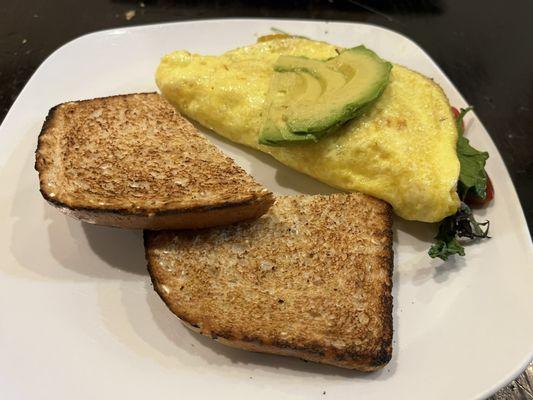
[259,46,392,146]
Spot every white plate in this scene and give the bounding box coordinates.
[0,19,531,400]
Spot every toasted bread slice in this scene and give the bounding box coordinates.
[35,93,274,229]
[145,193,394,371]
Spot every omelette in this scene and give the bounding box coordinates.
[156,36,460,223]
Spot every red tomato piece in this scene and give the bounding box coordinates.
[451,107,465,131]
[465,176,495,208]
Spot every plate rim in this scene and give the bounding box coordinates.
[0,18,531,400]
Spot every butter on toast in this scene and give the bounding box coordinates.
[35,93,273,229]
[145,193,393,370]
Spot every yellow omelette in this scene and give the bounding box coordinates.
[156,36,460,222]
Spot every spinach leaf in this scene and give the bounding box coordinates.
[429,202,490,261]
[455,108,489,200]
[428,108,491,261]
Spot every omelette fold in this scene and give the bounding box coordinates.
[156,37,460,222]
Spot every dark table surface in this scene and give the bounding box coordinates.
[1,1,531,398]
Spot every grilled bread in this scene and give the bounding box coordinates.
[35,93,274,229]
[145,193,394,371]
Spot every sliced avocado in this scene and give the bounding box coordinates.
[259,45,392,146]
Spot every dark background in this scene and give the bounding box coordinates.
[0,1,531,397]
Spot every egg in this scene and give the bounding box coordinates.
[156,37,460,222]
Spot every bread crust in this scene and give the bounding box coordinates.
[182,319,385,371]
[145,194,393,370]
[45,195,273,230]
[35,93,273,229]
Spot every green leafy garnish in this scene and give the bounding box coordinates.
[455,107,489,200]
[429,202,490,260]
[429,108,491,261]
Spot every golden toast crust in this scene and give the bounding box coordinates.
[145,193,393,370]
[35,93,273,229]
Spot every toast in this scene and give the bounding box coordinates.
[145,193,394,371]
[35,93,274,229]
